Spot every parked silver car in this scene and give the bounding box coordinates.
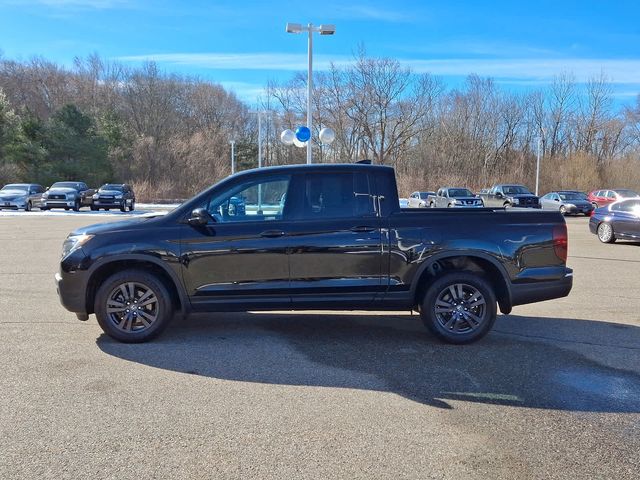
[408,191,435,208]
[0,183,46,211]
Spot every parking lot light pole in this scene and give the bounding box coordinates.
[231,140,236,175]
[285,22,335,164]
[536,136,541,196]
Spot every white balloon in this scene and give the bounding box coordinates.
[319,127,335,144]
[280,129,295,145]
[293,137,307,148]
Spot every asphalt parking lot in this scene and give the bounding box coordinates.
[1,214,639,479]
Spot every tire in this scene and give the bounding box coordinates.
[429,202,435,208]
[591,202,598,209]
[90,205,97,211]
[25,201,32,212]
[94,269,174,343]
[73,200,80,212]
[447,203,453,208]
[597,222,616,243]
[420,272,497,344]
[130,201,135,212]
[503,202,511,209]
[40,206,48,211]
[120,203,126,212]
[559,205,566,215]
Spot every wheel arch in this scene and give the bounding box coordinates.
[85,255,187,316]
[412,253,512,314]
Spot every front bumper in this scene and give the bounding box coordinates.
[0,200,26,209]
[44,200,75,208]
[55,271,88,315]
[93,199,125,208]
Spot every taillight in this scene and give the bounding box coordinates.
[553,224,568,262]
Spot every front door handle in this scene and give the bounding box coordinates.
[350,225,377,233]
[260,230,286,238]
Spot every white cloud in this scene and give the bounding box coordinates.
[402,58,640,84]
[118,52,640,85]
[117,52,353,71]
[1,0,132,8]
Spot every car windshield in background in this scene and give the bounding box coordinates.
[503,186,531,195]
[2,184,28,192]
[419,192,430,199]
[52,182,81,190]
[449,189,474,197]
[101,184,123,191]
[617,189,639,198]
[559,193,583,200]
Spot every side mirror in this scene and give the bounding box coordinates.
[554,198,560,202]
[45,186,50,191]
[188,207,213,226]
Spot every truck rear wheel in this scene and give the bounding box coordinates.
[94,269,173,343]
[420,272,497,344]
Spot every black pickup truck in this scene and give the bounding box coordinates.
[56,164,572,344]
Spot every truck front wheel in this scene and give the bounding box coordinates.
[420,272,497,344]
[94,269,174,343]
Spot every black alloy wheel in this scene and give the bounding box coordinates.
[421,272,497,344]
[95,269,173,343]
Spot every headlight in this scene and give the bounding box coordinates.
[66,193,75,199]
[42,192,49,198]
[61,234,94,258]
[93,194,99,199]
[513,198,520,204]
[115,195,123,199]
[566,203,576,209]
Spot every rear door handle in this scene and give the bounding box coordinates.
[260,230,286,238]
[350,225,377,233]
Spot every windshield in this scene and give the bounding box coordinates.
[101,184,124,191]
[617,189,639,198]
[52,182,81,190]
[559,193,584,201]
[449,189,474,197]
[502,185,531,195]
[1,184,28,192]
[419,192,431,199]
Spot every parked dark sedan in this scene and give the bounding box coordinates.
[589,198,640,243]
[0,183,46,211]
[540,191,594,216]
[91,183,135,212]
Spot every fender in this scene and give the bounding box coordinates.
[85,253,191,315]
[409,249,514,309]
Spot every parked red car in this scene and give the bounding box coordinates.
[587,189,639,209]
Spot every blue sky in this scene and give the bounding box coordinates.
[1,0,639,105]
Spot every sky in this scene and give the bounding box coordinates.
[0,0,639,105]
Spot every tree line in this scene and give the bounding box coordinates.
[1,52,639,200]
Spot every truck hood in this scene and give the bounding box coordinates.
[73,215,164,236]
[0,190,28,199]
[47,187,78,195]
[97,190,123,196]
[452,196,481,201]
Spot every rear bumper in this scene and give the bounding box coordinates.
[510,268,573,307]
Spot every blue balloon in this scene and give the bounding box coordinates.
[295,126,311,142]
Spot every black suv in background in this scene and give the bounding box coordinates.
[91,184,135,212]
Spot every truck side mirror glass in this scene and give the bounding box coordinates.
[188,207,213,226]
